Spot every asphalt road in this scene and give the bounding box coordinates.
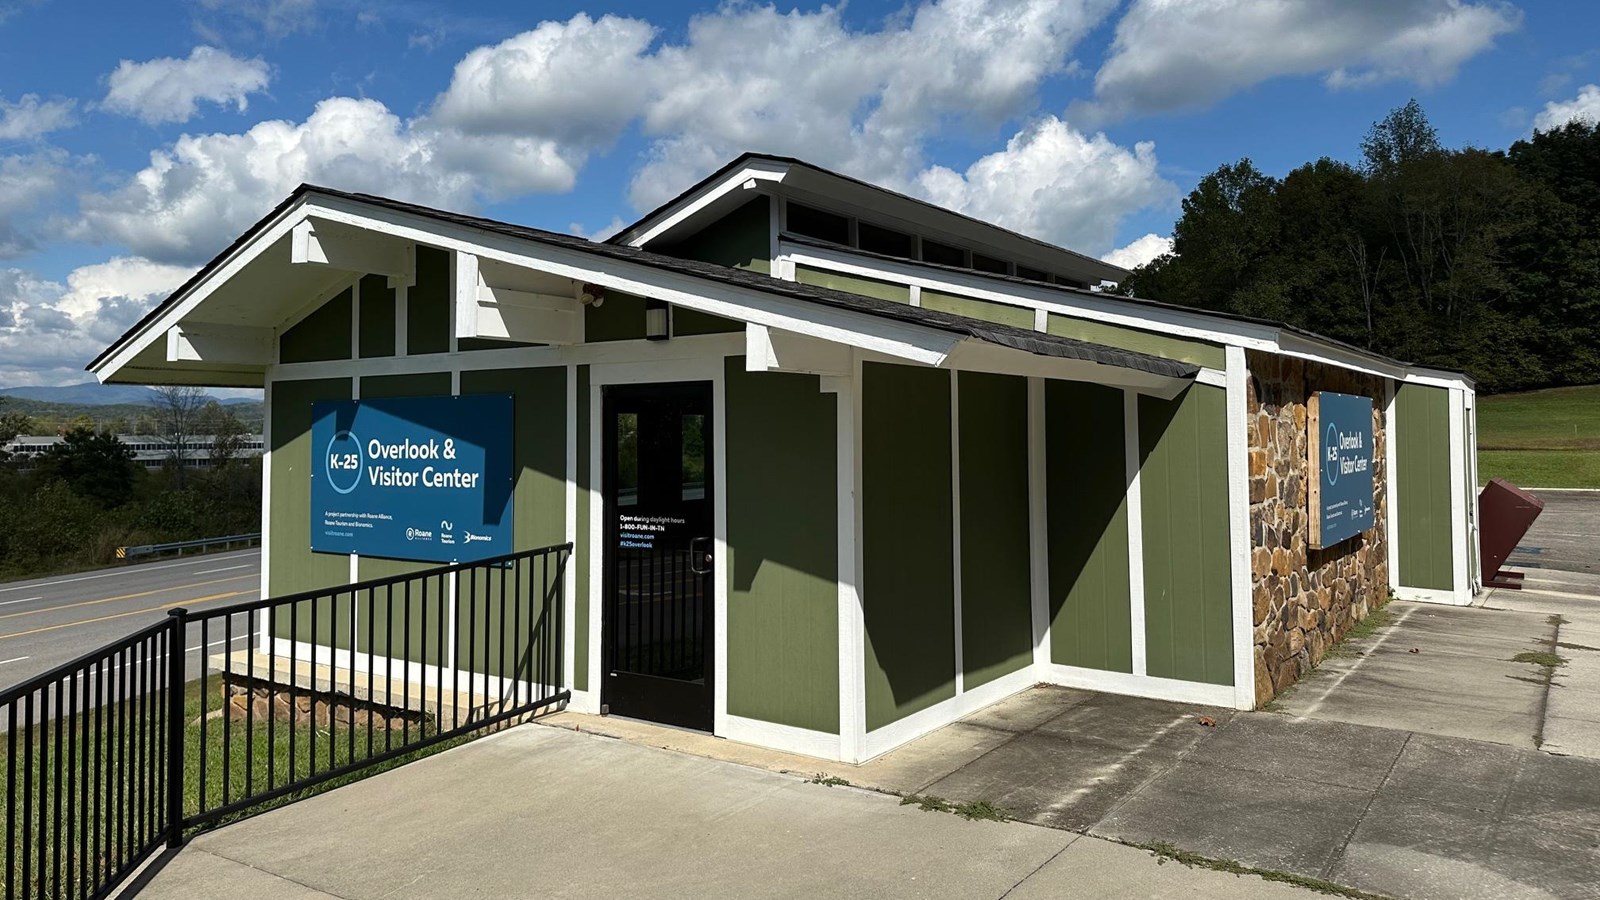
[0,549,262,695]
[1507,489,1599,575]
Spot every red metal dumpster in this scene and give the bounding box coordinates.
[1478,478,1544,589]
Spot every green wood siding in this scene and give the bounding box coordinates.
[796,266,911,304]
[724,359,840,733]
[584,292,646,342]
[1048,313,1225,371]
[407,246,450,355]
[357,275,395,359]
[279,288,351,364]
[454,366,568,676]
[1046,380,1132,673]
[958,372,1033,689]
[1139,385,1233,686]
[1396,383,1455,591]
[673,308,744,336]
[574,365,591,691]
[923,292,1035,329]
[862,362,955,731]
[657,196,771,274]
[268,378,357,652]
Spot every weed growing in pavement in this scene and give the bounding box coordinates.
[807,774,850,787]
[1139,841,1391,899]
[1512,650,1567,668]
[897,793,1008,822]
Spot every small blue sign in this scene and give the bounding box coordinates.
[310,394,513,563]
[1314,391,1375,548]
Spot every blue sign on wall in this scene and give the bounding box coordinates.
[310,394,513,563]
[1312,391,1375,549]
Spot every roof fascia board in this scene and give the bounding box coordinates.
[304,196,961,367]
[92,197,313,384]
[1274,331,1407,380]
[781,241,1279,352]
[619,160,791,248]
[1402,368,1476,390]
[939,340,1188,399]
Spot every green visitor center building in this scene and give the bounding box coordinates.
[90,154,1481,762]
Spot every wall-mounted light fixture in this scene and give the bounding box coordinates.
[645,298,671,341]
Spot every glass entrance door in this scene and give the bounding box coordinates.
[601,381,714,730]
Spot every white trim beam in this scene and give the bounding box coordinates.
[165,324,273,367]
[291,218,412,282]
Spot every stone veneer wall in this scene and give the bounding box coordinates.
[1248,352,1390,705]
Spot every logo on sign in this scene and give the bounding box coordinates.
[1325,424,1341,485]
[324,430,364,495]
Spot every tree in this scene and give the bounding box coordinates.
[36,426,139,509]
[155,385,208,484]
[1360,99,1441,175]
[0,400,33,465]
[197,401,250,468]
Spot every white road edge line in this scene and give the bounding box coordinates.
[193,565,252,575]
[0,656,29,666]
[0,550,261,593]
[0,597,41,607]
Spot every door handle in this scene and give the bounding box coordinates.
[689,536,713,575]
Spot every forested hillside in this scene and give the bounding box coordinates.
[1124,102,1600,393]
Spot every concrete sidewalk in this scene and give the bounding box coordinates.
[138,724,1324,900]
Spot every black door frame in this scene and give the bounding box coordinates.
[599,380,715,731]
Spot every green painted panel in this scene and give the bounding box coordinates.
[924,292,1035,330]
[358,274,395,359]
[958,372,1033,689]
[796,266,911,304]
[1046,381,1132,673]
[584,291,646,342]
[1139,384,1233,686]
[459,367,568,552]
[725,359,840,733]
[268,378,356,650]
[673,308,744,336]
[279,288,351,364]
[1048,313,1225,370]
[657,196,771,274]
[1396,383,1455,591]
[408,245,450,355]
[574,365,591,691]
[862,362,955,731]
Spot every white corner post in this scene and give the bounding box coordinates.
[1124,389,1147,678]
[1027,376,1050,668]
[1384,379,1400,589]
[834,356,866,763]
[1224,345,1256,710]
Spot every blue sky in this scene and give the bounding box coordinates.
[1,0,1597,386]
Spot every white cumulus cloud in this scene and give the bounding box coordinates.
[0,93,76,140]
[0,258,192,386]
[915,117,1176,255]
[1077,0,1521,123]
[102,46,271,125]
[0,150,79,258]
[1533,84,1600,131]
[1102,233,1173,271]
[76,96,578,263]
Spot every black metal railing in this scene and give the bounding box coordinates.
[1,543,570,900]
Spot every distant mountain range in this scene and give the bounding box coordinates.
[0,383,260,406]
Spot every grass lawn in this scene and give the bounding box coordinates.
[2,675,466,900]
[1477,384,1600,488]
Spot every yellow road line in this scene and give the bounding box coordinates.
[0,575,256,624]
[0,590,251,641]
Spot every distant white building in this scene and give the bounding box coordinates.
[2,434,265,470]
